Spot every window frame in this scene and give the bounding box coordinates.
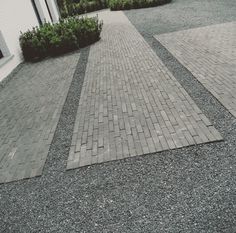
[0,31,10,58]
[0,49,3,59]
[0,31,13,68]
[31,0,43,25]
[45,0,53,22]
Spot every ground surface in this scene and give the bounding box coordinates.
[156,21,236,117]
[0,54,78,183]
[0,0,236,232]
[68,11,221,170]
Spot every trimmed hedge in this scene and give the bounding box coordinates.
[73,0,108,14]
[19,16,103,61]
[109,0,171,10]
[60,0,108,18]
[58,0,170,17]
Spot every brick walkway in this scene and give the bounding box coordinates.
[0,53,79,183]
[155,22,236,117]
[67,11,222,170]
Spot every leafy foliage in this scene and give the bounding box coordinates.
[20,16,103,61]
[109,0,171,10]
[73,0,108,15]
[57,0,170,16]
[58,0,108,18]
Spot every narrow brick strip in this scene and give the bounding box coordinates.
[42,48,90,177]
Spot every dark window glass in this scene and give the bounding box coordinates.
[45,0,53,22]
[0,49,3,59]
[31,0,43,25]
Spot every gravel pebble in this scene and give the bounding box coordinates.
[1,0,236,232]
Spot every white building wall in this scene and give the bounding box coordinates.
[0,0,60,82]
[0,0,39,82]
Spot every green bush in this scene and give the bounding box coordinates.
[20,16,103,61]
[60,0,108,17]
[76,0,108,15]
[58,0,170,16]
[109,0,171,10]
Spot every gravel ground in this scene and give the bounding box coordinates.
[125,0,236,39]
[1,0,236,232]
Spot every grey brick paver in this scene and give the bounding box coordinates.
[67,11,222,170]
[0,53,79,183]
[156,22,236,117]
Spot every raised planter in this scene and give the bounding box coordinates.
[19,16,103,62]
[109,0,171,11]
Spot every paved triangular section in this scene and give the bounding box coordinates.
[67,11,222,170]
[155,22,236,117]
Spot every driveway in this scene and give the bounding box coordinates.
[1,0,236,232]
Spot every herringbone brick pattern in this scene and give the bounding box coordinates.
[67,11,222,170]
[0,53,79,183]
[155,22,236,116]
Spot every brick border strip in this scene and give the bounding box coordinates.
[42,48,90,177]
[145,36,234,138]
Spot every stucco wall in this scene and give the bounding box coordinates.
[0,0,39,81]
[0,0,59,82]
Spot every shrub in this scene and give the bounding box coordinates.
[75,0,108,15]
[109,0,171,10]
[59,0,108,17]
[58,0,170,16]
[20,16,103,61]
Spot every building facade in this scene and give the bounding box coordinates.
[0,0,60,82]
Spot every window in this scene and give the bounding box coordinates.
[31,0,43,25]
[0,31,12,67]
[45,0,53,22]
[0,49,3,59]
[0,31,10,58]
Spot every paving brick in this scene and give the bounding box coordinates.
[67,11,222,170]
[0,52,79,183]
[156,22,236,118]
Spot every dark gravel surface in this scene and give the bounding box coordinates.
[1,0,236,232]
[125,0,236,39]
